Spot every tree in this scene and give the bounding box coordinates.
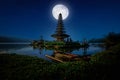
[104,32,120,49]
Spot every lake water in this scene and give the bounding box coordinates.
[0,43,103,61]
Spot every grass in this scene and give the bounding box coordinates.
[0,44,120,80]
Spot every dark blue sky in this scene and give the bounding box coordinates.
[0,0,120,41]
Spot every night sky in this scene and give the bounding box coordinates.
[0,0,120,41]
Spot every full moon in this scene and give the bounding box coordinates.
[52,4,69,20]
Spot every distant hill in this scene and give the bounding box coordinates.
[0,36,31,43]
[89,38,105,43]
[89,32,120,43]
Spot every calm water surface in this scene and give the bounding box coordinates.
[0,43,103,61]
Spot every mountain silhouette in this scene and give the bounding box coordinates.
[0,36,30,43]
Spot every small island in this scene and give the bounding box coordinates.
[31,13,89,62]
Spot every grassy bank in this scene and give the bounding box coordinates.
[0,44,120,80]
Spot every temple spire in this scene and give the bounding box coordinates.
[51,13,69,41]
[58,13,62,23]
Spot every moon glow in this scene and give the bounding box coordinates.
[52,4,69,20]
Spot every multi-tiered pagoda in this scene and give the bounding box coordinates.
[51,13,69,41]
